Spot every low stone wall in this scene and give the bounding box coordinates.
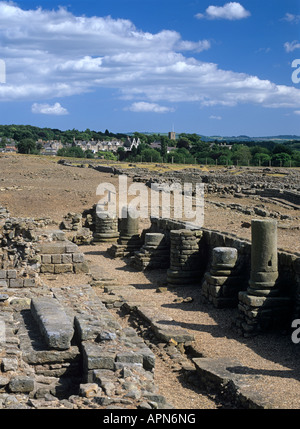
[0,269,38,288]
[36,240,89,275]
[143,217,300,335]
[256,188,300,206]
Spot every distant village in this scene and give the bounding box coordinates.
[0,132,178,156]
[0,136,142,156]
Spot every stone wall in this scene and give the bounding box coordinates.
[142,217,300,335]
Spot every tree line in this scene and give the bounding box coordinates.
[118,132,300,167]
[0,125,300,167]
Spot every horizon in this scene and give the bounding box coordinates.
[0,1,300,136]
[2,123,300,140]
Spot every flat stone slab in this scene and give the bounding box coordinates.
[30,297,74,350]
[193,357,276,409]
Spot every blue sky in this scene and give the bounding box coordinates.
[0,0,300,136]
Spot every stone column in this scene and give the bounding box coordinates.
[132,232,169,270]
[247,219,279,297]
[236,219,291,336]
[93,206,119,243]
[118,207,140,245]
[108,207,142,257]
[167,229,203,286]
[201,247,242,308]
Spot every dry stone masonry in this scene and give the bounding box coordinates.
[92,205,119,243]
[0,283,172,409]
[37,239,89,275]
[201,247,244,308]
[167,229,203,287]
[108,207,142,258]
[236,219,292,335]
[132,233,169,271]
[1,183,300,409]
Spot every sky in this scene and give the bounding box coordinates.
[0,0,300,136]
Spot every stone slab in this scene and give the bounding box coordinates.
[30,297,74,350]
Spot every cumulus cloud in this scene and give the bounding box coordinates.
[195,2,251,21]
[125,102,174,113]
[0,2,299,113]
[31,102,69,115]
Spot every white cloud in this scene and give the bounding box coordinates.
[294,110,300,115]
[284,40,300,52]
[283,13,300,24]
[210,115,222,120]
[195,2,250,21]
[0,2,299,114]
[31,102,69,115]
[126,102,174,113]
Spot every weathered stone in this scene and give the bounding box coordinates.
[82,342,116,371]
[79,383,99,398]
[9,376,35,393]
[30,297,74,350]
[54,264,73,274]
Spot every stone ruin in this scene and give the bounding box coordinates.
[0,199,300,409]
[106,211,299,337]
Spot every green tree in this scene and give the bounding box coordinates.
[272,144,293,156]
[176,137,191,149]
[17,138,37,154]
[160,136,168,158]
[117,147,126,161]
[97,151,117,161]
[271,152,291,167]
[253,152,271,166]
[0,137,8,148]
[231,144,252,165]
[140,148,162,163]
[57,146,85,158]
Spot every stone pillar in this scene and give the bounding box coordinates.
[93,206,119,243]
[201,247,243,308]
[108,207,142,257]
[247,219,279,297]
[167,229,203,286]
[118,207,140,244]
[132,233,169,270]
[236,220,291,336]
